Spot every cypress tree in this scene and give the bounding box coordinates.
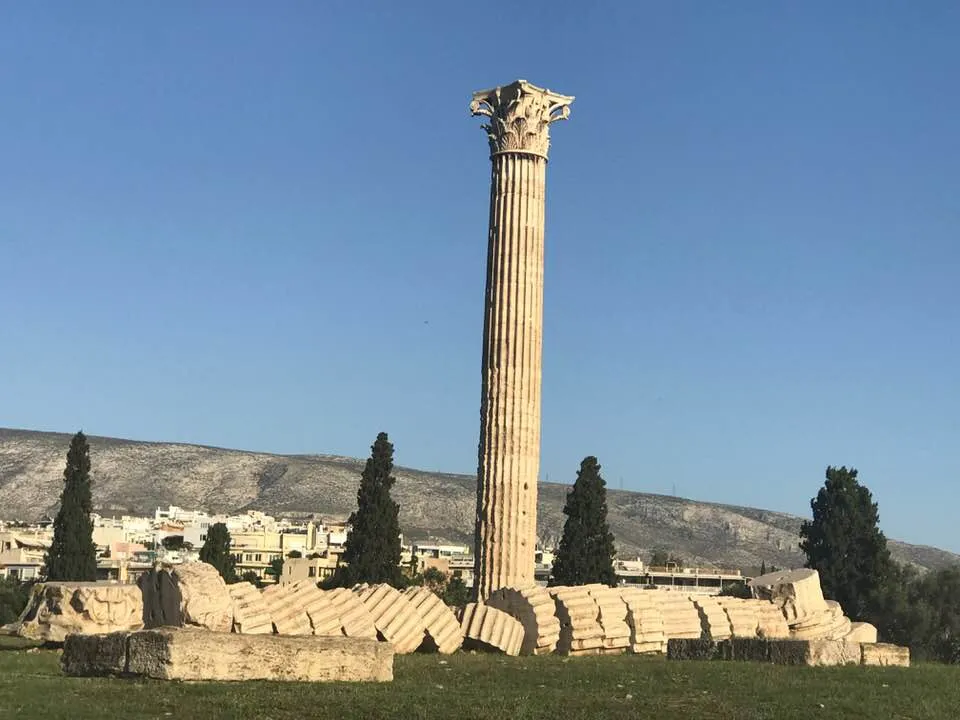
[199,522,238,583]
[337,432,403,587]
[45,431,98,581]
[551,456,617,586]
[799,466,894,620]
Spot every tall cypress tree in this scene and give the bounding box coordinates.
[336,432,402,587]
[551,456,617,586]
[799,466,893,620]
[199,522,238,583]
[45,431,97,581]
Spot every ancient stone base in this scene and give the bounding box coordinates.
[667,638,905,667]
[62,627,393,682]
[861,642,910,667]
[666,638,722,661]
[61,631,130,676]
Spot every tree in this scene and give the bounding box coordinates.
[0,577,32,625]
[161,535,185,551]
[760,560,767,576]
[649,549,683,569]
[551,456,617,586]
[240,571,261,588]
[799,466,894,620]
[45,431,97,581]
[287,550,302,559]
[199,522,238,583]
[443,576,470,608]
[334,432,403,587]
[267,557,284,583]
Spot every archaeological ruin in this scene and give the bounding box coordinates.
[471,79,574,599]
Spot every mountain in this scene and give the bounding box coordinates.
[1,428,956,573]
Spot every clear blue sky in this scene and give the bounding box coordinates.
[2,3,957,551]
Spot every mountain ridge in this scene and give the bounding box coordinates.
[1,427,956,573]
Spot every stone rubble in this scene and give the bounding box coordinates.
[13,582,144,643]
[618,587,666,654]
[548,586,604,656]
[487,585,561,655]
[585,584,631,654]
[260,583,312,636]
[459,602,524,656]
[227,582,273,635]
[324,587,378,639]
[353,583,428,654]
[289,581,342,636]
[402,586,464,654]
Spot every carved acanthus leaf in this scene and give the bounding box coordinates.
[470,79,574,159]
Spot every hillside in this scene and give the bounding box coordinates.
[1,428,956,573]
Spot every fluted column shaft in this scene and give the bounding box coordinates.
[475,152,546,598]
[469,79,572,601]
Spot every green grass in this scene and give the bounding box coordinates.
[0,636,955,720]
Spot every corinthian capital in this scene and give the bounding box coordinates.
[470,79,574,159]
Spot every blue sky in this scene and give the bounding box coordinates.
[2,3,958,551]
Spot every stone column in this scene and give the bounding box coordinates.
[470,79,573,599]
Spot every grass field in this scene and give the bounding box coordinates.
[0,637,953,720]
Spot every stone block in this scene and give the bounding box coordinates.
[666,638,723,661]
[845,622,878,644]
[139,562,233,632]
[61,631,130,676]
[749,568,829,624]
[126,627,393,682]
[15,582,144,643]
[726,638,771,662]
[765,639,861,666]
[861,643,910,667]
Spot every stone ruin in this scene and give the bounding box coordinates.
[4,561,910,682]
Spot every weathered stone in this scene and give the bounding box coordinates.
[289,581,341,636]
[716,597,760,638]
[325,587,377,639]
[227,582,273,635]
[549,586,603,655]
[402,586,463,654]
[139,562,233,632]
[260,583,312,636]
[487,585,561,655]
[585,585,630,654]
[15,582,143,643]
[692,596,732,641]
[749,568,829,624]
[654,592,703,640]
[471,80,574,599]
[459,602,524,656]
[61,631,130,676]
[861,642,910,667]
[666,638,723,661]
[845,622,878,644]
[125,627,393,682]
[618,587,666,654]
[354,583,427,653]
[765,638,861,666]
